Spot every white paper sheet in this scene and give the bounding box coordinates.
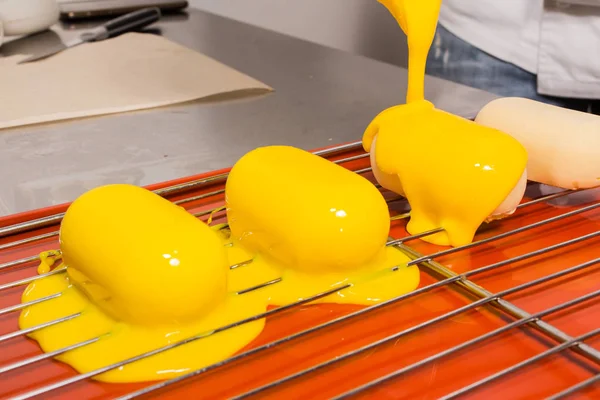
[0,32,272,130]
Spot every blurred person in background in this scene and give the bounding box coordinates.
[426,0,600,114]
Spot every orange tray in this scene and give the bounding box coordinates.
[0,142,599,400]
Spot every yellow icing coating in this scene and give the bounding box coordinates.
[60,184,229,325]
[364,101,527,246]
[37,250,61,274]
[367,0,529,246]
[19,185,266,382]
[226,145,391,273]
[225,145,419,305]
[20,147,421,383]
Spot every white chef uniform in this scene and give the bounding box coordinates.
[438,0,600,99]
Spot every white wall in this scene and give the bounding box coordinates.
[188,0,409,68]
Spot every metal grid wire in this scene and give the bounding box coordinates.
[0,141,598,399]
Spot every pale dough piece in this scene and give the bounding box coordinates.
[476,97,600,190]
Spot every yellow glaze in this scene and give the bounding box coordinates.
[225,145,419,305]
[364,101,527,246]
[19,184,266,382]
[221,229,419,307]
[20,148,422,383]
[367,0,529,246]
[378,0,442,103]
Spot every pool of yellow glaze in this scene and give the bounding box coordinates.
[18,182,269,383]
[19,261,267,383]
[19,148,420,384]
[222,228,419,306]
[20,240,417,383]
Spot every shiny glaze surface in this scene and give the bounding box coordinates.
[364,101,527,247]
[224,145,419,306]
[226,146,391,273]
[366,0,528,247]
[16,149,421,384]
[17,184,267,382]
[59,184,228,325]
[0,148,598,399]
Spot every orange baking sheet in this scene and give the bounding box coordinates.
[0,144,599,399]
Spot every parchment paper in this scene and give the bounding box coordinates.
[0,32,272,130]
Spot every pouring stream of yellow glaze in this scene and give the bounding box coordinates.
[368,0,528,246]
[20,146,420,383]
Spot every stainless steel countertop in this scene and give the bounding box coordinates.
[0,9,498,216]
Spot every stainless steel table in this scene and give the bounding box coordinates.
[0,8,498,216]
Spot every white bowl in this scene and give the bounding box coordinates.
[0,0,59,36]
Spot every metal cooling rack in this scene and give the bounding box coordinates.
[0,141,598,399]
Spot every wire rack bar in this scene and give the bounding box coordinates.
[515,189,575,208]
[0,214,65,240]
[173,189,225,206]
[353,167,372,175]
[0,337,101,374]
[390,211,411,221]
[236,278,283,295]
[0,293,62,316]
[0,232,59,252]
[232,257,600,399]
[0,313,80,343]
[0,261,271,342]
[9,283,354,400]
[407,202,600,266]
[312,141,363,156]
[0,221,460,376]
[547,374,600,400]
[435,232,600,279]
[330,287,600,400]
[388,227,445,247]
[0,269,65,291]
[399,235,600,363]
[9,212,572,390]
[440,327,600,399]
[151,172,230,198]
[333,153,369,164]
[0,255,41,273]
